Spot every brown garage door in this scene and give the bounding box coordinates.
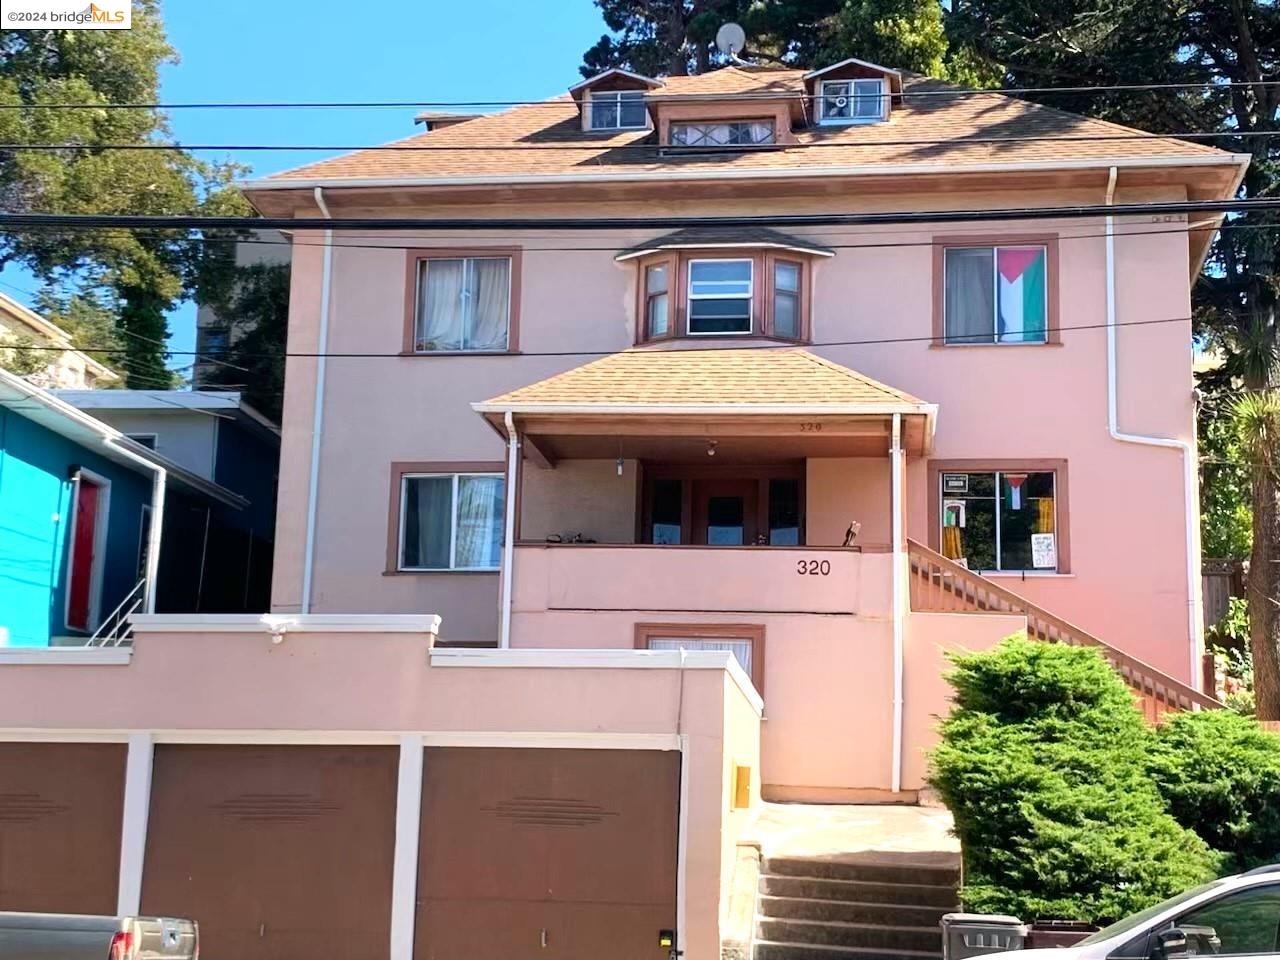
[141,744,397,960]
[0,742,125,914]
[416,747,679,960]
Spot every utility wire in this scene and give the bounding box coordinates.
[4,78,1280,110]
[0,128,1268,152]
[6,312,1199,363]
[0,197,1270,233]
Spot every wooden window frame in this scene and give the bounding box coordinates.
[639,463,806,547]
[401,248,522,356]
[926,458,1071,574]
[634,622,766,695]
[818,78,887,125]
[931,235,1061,347]
[386,460,505,574]
[636,249,812,345]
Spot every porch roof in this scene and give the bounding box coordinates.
[475,347,931,414]
[473,348,935,460]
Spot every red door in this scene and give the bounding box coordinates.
[67,478,101,631]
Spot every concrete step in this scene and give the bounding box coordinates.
[760,875,959,908]
[753,940,941,960]
[757,918,942,953]
[759,894,954,928]
[764,857,959,888]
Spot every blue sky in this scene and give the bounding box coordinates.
[2,0,607,376]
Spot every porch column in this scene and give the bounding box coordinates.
[499,412,521,648]
[389,735,424,960]
[890,414,906,794]
[116,731,153,916]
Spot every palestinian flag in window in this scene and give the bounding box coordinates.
[997,247,1047,342]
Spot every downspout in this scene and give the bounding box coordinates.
[890,413,905,793]
[106,439,165,614]
[1104,166,1206,687]
[499,411,519,649]
[301,186,334,614]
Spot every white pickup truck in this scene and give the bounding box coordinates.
[0,912,197,960]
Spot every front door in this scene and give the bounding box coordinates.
[67,476,104,632]
[691,479,758,545]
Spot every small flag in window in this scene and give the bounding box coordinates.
[1006,474,1027,510]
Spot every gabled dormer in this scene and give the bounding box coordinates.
[569,68,662,133]
[802,57,903,125]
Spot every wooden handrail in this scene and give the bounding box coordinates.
[906,538,1220,719]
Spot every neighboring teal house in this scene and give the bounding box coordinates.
[0,369,247,647]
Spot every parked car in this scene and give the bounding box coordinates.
[0,912,197,960]
[987,865,1280,959]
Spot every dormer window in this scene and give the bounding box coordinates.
[669,120,775,148]
[588,90,647,130]
[819,79,886,124]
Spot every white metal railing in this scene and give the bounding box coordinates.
[85,579,146,648]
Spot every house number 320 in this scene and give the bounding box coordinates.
[796,559,831,576]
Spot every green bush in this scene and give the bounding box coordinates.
[1150,710,1280,872]
[929,636,1222,924]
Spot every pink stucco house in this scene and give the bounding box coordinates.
[0,58,1244,960]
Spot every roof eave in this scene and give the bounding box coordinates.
[472,401,936,416]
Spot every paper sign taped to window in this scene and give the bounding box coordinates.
[943,473,969,494]
[1031,533,1057,569]
[943,500,966,528]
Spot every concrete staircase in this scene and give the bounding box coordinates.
[754,856,959,960]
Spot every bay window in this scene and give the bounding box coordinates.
[399,472,505,570]
[937,468,1062,573]
[688,259,753,334]
[413,255,512,353]
[943,244,1050,345]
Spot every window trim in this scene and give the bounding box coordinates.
[402,247,522,356]
[586,89,649,131]
[638,254,677,342]
[818,78,887,125]
[766,254,807,342]
[927,458,1071,574]
[386,460,506,574]
[634,622,766,695]
[932,235,1061,347]
[687,257,755,336]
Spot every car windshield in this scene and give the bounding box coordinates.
[1076,881,1229,944]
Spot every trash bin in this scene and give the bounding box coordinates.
[941,914,1029,960]
[1027,920,1098,948]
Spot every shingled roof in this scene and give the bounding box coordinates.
[473,348,931,412]
[253,65,1234,187]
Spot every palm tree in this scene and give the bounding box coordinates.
[1234,389,1280,719]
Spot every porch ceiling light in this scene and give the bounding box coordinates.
[706,439,718,457]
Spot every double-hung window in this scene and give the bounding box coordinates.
[589,90,647,130]
[688,259,753,335]
[414,256,512,353]
[944,245,1049,344]
[820,79,885,123]
[939,469,1059,572]
[644,262,670,338]
[399,473,505,570]
[772,260,802,339]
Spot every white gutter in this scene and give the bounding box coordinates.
[242,153,1249,194]
[499,411,519,649]
[1104,166,1205,687]
[301,187,334,614]
[889,412,905,793]
[107,439,166,614]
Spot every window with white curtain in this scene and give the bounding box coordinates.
[399,473,505,570]
[646,636,754,679]
[669,120,775,147]
[414,257,511,353]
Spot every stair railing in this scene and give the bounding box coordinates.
[85,579,146,648]
[906,539,1220,720]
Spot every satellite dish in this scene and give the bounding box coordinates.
[715,22,747,59]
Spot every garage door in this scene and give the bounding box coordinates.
[416,747,679,960]
[0,742,125,914]
[141,744,397,960]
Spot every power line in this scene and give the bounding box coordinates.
[6,312,1198,363]
[0,128,1268,153]
[0,197,1271,234]
[3,78,1279,111]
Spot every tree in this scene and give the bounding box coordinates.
[946,0,1280,718]
[1201,403,1253,560]
[198,261,290,422]
[0,1,250,387]
[580,0,988,79]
